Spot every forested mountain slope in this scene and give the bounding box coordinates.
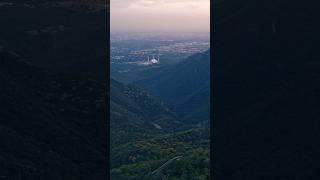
[111,128,209,180]
[110,79,209,179]
[109,50,211,179]
[110,79,187,145]
[136,50,210,124]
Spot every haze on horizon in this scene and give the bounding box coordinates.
[111,0,210,33]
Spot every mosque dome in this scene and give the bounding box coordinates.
[150,59,158,63]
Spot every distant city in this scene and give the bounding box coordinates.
[111,32,210,65]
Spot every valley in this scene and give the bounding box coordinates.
[110,34,210,179]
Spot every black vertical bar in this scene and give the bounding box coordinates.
[106,0,110,179]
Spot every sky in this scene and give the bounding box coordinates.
[111,0,210,33]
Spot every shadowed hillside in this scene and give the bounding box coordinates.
[110,51,210,179]
[110,79,186,147]
[136,50,210,124]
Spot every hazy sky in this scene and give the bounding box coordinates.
[111,0,210,33]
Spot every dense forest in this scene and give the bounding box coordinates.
[110,50,210,179]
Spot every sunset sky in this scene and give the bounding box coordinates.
[111,0,210,33]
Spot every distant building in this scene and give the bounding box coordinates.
[138,54,161,66]
[147,55,160,65]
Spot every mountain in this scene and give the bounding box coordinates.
[110,79,187,146]
[213,0,320,179]
[111,128,209,180]
[110,79,210,179]
[0,51,106,179]
[135,50,210,124]
[110,51,210,179]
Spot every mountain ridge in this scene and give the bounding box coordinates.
[135,50,210,124]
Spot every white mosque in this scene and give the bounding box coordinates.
[144,55,160,65]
